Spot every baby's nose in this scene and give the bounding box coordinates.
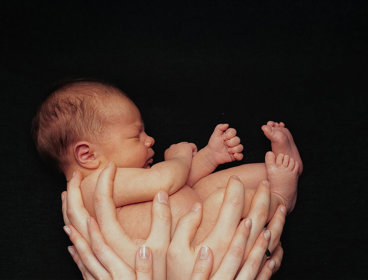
[144,136,155,147]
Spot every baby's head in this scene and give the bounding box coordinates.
[32,79,155,179]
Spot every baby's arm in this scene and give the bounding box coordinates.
[82,142,196,216]
[187,124,244,186]
[114,142,197,206]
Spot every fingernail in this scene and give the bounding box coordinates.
[245,218,252,229]
[280,205,287,214]
[63,226,71,236]
[191,202,201,212]
[262,180,270,187]
[268,259,276,270]
[139,246,150,259]
[67,246,75,256]
[200,246,209,259]
[264,230,271,240]
[157,191,168,204]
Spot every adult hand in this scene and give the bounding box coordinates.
[168,178,286,280]
[64,217,153,280]
[190,206,285,280]
[62,162,171,279]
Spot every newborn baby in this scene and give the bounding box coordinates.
[32,80,302,243]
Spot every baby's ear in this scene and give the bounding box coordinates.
[74,141,100,170]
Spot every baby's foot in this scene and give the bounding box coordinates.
[207,123,244,166]
[262,121,303,174]
[265,151,299,212]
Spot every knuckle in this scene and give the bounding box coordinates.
[66,208,76,220]
[157,210,172,225]
[229,243,245,258]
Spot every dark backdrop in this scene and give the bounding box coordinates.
[1,1,367,279]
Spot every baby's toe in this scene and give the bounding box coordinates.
[282,155,290,167]
[265,151,276,168]
[276,153,284,166]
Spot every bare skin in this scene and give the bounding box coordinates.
[116,122,302,244]
[265,151,300,213]
[261,121,303,174]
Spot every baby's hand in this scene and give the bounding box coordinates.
[207,124,244,165]
[165,142,198,161]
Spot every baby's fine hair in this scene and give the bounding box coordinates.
[32,78,125,171]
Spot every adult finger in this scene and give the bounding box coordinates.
[204,176,244,268]
[244,180,270,258]
[170,202,202,250]
[256,243,284,280]
[135,246,153,280]
[146,191,171,248]
[66,171,91,241]
[266,205,286,253]
[94,162,137,266]
[67,246,96,280]
[236,230,271,279]
[211,218,252,280]
[146,191,172,280]
[190,246,213,280]
[88,217,135,279]
[168,203,203,279]
[61,191,70,226]
[64,224,111,280]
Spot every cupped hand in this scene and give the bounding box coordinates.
[168,178,286,280]
[62,163,171,279]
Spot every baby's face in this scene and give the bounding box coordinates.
[98,96,155,168]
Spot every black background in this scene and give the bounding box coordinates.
[1,1,367,279]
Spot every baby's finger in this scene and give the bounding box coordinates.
[233,153,244,161]
[225,136,241,147]
[211,218,252,280]
[135,246,153,280]
[266,205,286,253]
[228,144,244,154]
[223,128,237,140]
[94,162,137,266]
[65,225,111,280]
[236,230,271,279]
[214,123,230,135]
[66,171,91,241]
[61,191,70,226]
[190,246,213,280]
[244,180,270,258]
[88,217,135,279]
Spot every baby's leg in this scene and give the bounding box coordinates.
[192,163,266,201]
[262,121,303,174]
[192,153,299,217]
